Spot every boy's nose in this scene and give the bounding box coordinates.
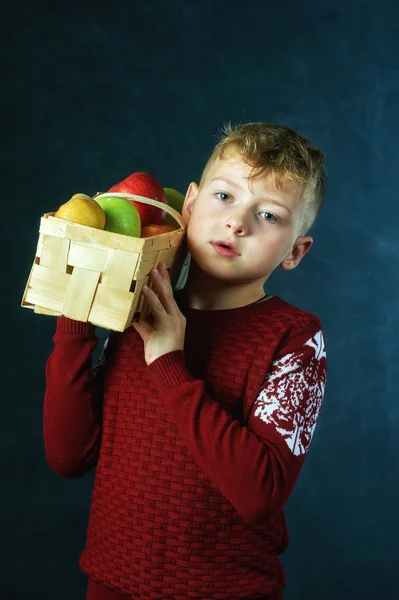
[225,214,249,235]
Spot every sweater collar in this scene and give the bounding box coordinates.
[175,288,281,320]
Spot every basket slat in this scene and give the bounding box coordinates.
[68,241,109,272]
[155,247,179,269]
[88,284,135,331]
[25,264,70,312]
[34,305,61,316]
[39,215,145,252]
[102,248,140,290]
[62,267,100,321]
[40,235,70,271]
[135,251,159,279]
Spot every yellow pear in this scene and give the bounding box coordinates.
[54,193,106,230]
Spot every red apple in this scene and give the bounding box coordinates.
[141,224,176,238]
[108,171,167,227]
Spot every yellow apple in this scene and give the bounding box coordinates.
[54,193,106,230]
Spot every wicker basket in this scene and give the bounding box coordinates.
[21,192,187,331]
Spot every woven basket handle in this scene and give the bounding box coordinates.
[94,192,185,229]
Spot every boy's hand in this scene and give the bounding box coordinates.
[132,262,186,366]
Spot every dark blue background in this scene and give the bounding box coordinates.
[2,1,398,598]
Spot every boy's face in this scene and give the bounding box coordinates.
[182,153,313,288]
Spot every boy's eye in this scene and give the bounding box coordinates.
[216,192,231,202]
[259,211,278,223]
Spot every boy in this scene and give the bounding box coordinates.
[44,122,327,600]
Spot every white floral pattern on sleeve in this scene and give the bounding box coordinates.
[253,330,327,456]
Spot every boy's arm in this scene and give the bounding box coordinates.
[43,317,108,478]
[133,263,327,523]
[149,323,327,524]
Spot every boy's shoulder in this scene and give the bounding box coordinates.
[248,295,322,335]
[248,297,326,367]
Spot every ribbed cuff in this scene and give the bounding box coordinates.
[148,350,195,391]
[56,316,95,336]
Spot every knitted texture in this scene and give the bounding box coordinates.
[44,297,327,599]
[86,578,131,600]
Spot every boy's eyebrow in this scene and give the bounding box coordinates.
[211,177,292,214]
[210,177,240,188]
[263,198,292,215]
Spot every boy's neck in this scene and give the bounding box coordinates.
[185,262,267,311]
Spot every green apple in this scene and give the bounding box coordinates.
[163,187,185,227]
[95,195,141,237]
[164,188,185,212]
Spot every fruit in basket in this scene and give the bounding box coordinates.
[163,187,185,227]
[164,188,185,213]
[141,224,176,238]
[95,195,141,237]
[54,193,106,229]
[108,171,168,227]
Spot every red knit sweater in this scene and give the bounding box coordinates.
[44,294,327,600]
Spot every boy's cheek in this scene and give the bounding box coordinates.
[185,225,207,255]
[187,218,208,239]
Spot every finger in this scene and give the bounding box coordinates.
[152,265,178,310]
[158,261,171,284]
[153,262,172,293]
[142,284,169,323]
[150,268,175,310]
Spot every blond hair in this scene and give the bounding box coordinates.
[200,122,326,235]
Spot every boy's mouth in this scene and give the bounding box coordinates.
[211,240,240,257]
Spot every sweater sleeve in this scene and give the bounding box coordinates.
[148,323,327,524]
[43,317,109,478]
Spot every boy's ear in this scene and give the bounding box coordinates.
[280,236,313,271]
[182,182,199,225]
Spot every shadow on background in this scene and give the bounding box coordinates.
[2,0,398,598]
